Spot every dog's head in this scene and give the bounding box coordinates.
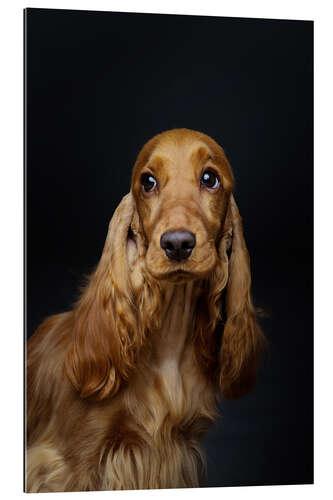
[131,129,234,282]
[66,129,265,401]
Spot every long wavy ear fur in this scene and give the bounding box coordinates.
[218,195,265,399]
[65,194,145,400]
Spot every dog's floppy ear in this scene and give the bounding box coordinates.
[65,193,145,400]
[218,195,265,399]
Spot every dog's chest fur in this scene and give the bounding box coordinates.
[125,282,217,438]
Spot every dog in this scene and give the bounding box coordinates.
[26,128,264,491]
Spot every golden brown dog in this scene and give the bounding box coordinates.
[26,128,265,491]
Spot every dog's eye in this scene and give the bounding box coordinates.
[200,170,220,189]
[141,173,157,192]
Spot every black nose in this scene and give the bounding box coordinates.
[160,230,196,261]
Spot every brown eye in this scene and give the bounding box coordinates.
[200,170,220,189]
[141,173,157,192]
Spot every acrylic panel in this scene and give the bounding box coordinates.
[24,8,313,492]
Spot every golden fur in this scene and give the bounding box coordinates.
[26,129,265,492]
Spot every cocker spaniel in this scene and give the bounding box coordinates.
[26,128,265,492]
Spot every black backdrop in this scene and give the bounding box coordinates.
[25,8,313,487]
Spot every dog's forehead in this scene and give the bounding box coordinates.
[149,138,211,169]
[132,129,234,188]
[149,137,233,187]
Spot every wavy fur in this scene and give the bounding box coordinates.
[26,129,264,492]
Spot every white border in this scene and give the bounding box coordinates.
[1,1,332,499]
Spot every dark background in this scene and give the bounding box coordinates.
[25,8,313,488]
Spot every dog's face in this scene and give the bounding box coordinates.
[65,129,263,403]
[131,129,234,282]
